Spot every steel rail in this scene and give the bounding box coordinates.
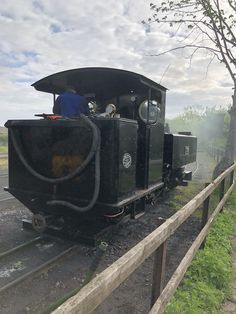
[0,174,8,177]
[0,196,14,202]
[0,236,42,260]
[0,245,78,294]
[0,191,9,196]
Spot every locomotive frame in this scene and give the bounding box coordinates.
[5,67,197,236]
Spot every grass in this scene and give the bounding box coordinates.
[0,146,7,153]
[165,181,209,219]
[167,182,202,210]
[0,127,7,153]
[166,154,217,218]
[0,133,8,169]
[0,158,8,170]
[0,130,7,154]
[0,132,7,147]
[164,187,236,314]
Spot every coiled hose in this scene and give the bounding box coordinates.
[47,135,100,212]
[10,114,101,212]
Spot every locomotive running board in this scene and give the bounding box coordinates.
[96,181,164,210]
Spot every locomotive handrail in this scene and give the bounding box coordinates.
[53,162,236,314]
[8,114,100,184]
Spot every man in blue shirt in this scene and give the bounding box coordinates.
[53,88,89,117]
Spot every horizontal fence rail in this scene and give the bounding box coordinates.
[53,163,236,314]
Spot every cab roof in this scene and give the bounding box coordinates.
[32,67,167,98]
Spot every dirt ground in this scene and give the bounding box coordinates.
[0,152,216,314]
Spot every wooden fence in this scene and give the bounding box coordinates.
[53,163,236,314]
[208,146,225,162]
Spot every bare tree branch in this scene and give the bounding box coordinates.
[148,0,236,167]
[201,1,236,82]
[159,64,171,84]
[205,53,217,78]
[228,0,236,11]
[146,44,223,58]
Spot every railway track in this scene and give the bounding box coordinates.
[0,196,14,202]
[0,236,78,295]
[0,188,14,203]
[0,153,214,313]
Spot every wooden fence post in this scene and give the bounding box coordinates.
[219,178,225,212]
[230,170,234,185]
[216,150,220,162]
[151,218,167,308]
[200,183,210,249]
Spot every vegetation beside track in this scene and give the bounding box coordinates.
[0,129,7,154]
[164,188,236,314]
[166,157,216,213]
[167,182,204,211]
[0,128,8,169]
[0,158,8,170]
[0,147,7,153]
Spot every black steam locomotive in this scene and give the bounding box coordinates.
[5,68,197,234]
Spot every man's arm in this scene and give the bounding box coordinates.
[53,97,61,114]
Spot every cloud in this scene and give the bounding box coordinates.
[0,0,234,125]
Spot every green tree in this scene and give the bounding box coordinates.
[147,0,236,174]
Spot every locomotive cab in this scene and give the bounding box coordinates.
[5,67,197,233]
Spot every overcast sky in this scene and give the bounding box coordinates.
[0,0,233,126]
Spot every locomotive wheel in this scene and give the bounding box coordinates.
[32,214,47,233]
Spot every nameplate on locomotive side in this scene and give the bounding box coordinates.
[122,153,132,168]
[184,146,190,156]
